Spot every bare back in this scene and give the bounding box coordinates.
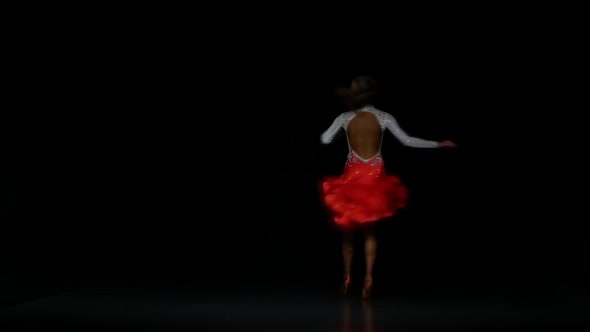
[346,111,382,159]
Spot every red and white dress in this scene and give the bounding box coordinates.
[320,106,438,230]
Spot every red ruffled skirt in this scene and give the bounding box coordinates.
[320,154,408,230]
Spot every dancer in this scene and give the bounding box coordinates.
[320,76,457,299]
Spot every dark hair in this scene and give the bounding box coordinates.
[336,76,380,110]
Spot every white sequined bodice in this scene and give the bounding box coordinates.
[320,106,438,161]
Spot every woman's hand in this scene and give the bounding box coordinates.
[437,140,457,148]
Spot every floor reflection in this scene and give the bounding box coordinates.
[339,299,375,332]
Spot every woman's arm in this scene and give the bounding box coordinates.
[383,113,440,148]
[320,114,345,144]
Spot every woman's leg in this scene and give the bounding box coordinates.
[362,225,376,298]
[342,231,354,280]
[340,231,354,295]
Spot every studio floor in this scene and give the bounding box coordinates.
[1,284,588,331]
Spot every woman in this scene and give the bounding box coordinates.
[320,76,457,299]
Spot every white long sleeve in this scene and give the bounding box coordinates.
[319,107,439,148]
[320,114,345,144]
[382,112,438,148]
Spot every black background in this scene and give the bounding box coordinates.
[3,1,585,301]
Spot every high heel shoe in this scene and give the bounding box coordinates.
[340,276,352,296]
[361,277,373,300]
